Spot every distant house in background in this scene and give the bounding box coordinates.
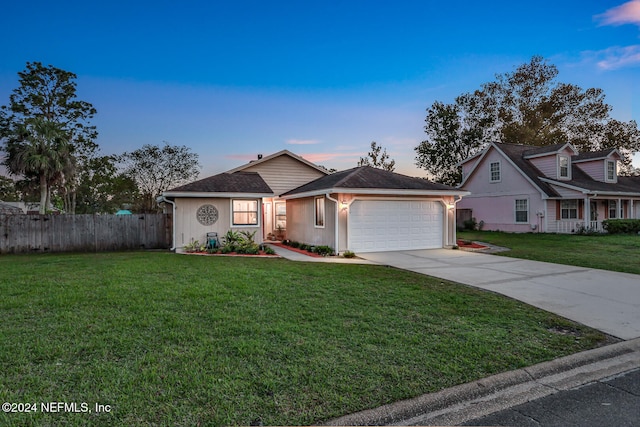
[458,142,640,233]
[0,201,24,214]
[163,150,468,253]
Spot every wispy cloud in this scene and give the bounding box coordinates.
[585,45,640,70]
[286,139,320,145]
[595,0,640,26]
[302,152,362,164]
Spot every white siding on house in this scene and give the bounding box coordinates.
[286,197,336,248]
[241,155,326,196]
[174,197,263,249]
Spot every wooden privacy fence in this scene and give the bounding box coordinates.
[0,214,172,254]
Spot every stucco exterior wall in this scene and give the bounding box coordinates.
[241,155,326,196]
[459,148,546,232]
[174,197,263,249]
[285,196,337,248]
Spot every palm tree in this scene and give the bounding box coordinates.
[4,118,71,214]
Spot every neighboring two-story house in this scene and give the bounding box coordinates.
[458,142,640,233]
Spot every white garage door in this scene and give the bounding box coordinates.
[349,200,444,252]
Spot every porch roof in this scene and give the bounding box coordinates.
[542,166,640,197]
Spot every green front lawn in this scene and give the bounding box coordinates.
[0,252,611,426]
[458,231,640,275]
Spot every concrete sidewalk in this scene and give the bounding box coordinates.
[324,338,640,426]
[266,243,375,264]
[360,249,640,340]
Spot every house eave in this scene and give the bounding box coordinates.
[281,187,470,200]
[162,191,274,198]
[540,178,640,197]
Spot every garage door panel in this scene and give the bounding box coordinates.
[349,200,443,252]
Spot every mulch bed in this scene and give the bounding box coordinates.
[181,251,280,258]
[456,239,489,249]
[269,242,323,258]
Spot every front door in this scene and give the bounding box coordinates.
[275,201,286,239]
[263,202,272,240]
[590,201,598,221]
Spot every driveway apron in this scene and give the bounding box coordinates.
[360,249,640,340]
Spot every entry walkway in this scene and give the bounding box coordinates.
[360,249,640,340]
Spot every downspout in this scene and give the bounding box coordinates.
[326,194,340,255]
[157,196,177,251]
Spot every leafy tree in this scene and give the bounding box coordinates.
[415,56,640,184]
[74,155,139,214]
[0,175,19,201]
[0,62,98,212]
[3,118,71,213]
[358,141,396,171]
[120,143,201,212]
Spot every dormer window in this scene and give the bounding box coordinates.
[558,155,570,179]
[606,160,616,182]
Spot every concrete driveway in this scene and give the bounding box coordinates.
[360,249,640,340]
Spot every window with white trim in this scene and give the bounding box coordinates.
[608,200,617,219]
[560,200,578,219]
[490,161,501,182]
[606,160,616,181]
[274,201,286,230]
[559,155,570,179]
[515,199,528,223]
[232,199,259,226]
[314,196,325,228]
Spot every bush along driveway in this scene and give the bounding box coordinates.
[0,252,612,426]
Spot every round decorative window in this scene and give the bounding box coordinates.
[196,204,219,226]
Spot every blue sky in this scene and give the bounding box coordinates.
[1,0,640,177]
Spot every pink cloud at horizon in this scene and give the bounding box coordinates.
[596,0,640,26]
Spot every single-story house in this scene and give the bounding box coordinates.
[457,142,640,233]
[162,150,468,253]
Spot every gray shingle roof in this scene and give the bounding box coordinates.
[166,172,273,194]
[282,166,460,196]
[0,201,24,214]
[522,143,569,157]
[493,143,640,196]
[573,148,619,162]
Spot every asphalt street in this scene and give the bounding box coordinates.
[463,368,640,427]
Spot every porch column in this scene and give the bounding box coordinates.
[584,196,590,228]
[618,198,622,219]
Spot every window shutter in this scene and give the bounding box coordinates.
[556,201,560,219]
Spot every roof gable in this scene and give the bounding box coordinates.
[459,143,560,197]
[225,150,329,175]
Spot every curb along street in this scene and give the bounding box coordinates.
[324,338,640,426]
